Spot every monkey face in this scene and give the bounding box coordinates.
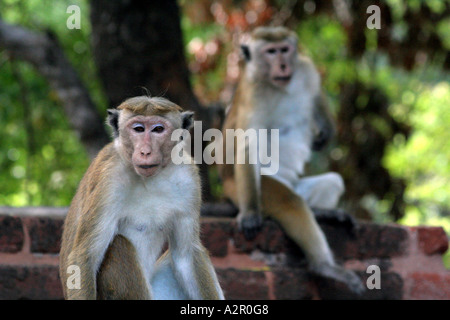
[123,115,177,178]
[107,97,194,179]
[261,41,295,88]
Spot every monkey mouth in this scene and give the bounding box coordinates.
[273,76,292,82]
[138,164,159,169]
[135,164,160,178]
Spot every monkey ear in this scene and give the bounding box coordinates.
[240,44,251,61]
[107,109,120,138]
[181,111,194,131]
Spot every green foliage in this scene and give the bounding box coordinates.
[0,0,105,206]
[385,81,450,230]
[296,16,355,109]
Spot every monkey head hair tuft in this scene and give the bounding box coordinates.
[117,96,183,117]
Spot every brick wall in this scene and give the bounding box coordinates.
[0,206,448,300]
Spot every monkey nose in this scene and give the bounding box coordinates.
[140,150,151,157]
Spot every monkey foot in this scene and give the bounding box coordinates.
[237,212,263,241]
[310,262,365,295]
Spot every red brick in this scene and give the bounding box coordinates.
[0,265,63,299]
[200,218,232,257]
[24,217,64,254]
[409,272,450,300]
[416,227,449,255]
[0,215,24,253]
[216,268,269,300]
[342,223,409,259]
[272,267,313,300]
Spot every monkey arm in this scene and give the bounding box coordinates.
[169,215,224,300]
[190,245,225,300]
[312,93,336,151]
[65,211,118,300]
[235,163,261,213]
[234,138,263,240]
[66,246,96,300]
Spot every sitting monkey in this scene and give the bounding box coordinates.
[60,96,224,300]
[218,26,363,294]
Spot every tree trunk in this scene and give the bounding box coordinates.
[89,0,212,198]
[89,0,206,121]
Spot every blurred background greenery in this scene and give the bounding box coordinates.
[0,0,449,265]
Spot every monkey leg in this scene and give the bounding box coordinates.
[97,235,150,300]
[150,251,188,300]
[261,176,364,294]
[294,172,357,236]
[262,176,334,265]
[293,172,344,210]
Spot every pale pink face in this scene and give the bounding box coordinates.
[123,115,177,178]
[261,41,296,88]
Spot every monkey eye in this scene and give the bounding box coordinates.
[266,48,276,54]
[151,125,165,133]
[132,123,145,133]
[280,47,289,53]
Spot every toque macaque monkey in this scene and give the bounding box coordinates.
[218,26,363,293]
[60,96,224,300]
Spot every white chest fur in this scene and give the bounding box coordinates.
[106,162,200,289]
[251,70,316,184]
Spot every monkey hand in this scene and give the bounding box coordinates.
[312,129,330,151]
[237,210,263,241]
[312,208,358,237]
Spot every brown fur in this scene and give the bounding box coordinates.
[117,96,182,116]
[97,235,149,299]
[251,26,297,42]
[60,143,118,299]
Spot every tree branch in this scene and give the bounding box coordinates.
[0,20,109,159]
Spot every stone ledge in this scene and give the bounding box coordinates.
[0,216,24,253]
[0,206,448,300]
[201,217,412,261]
[0,265,62,300]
